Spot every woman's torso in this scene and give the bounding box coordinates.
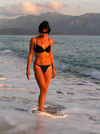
[34,37,51,65]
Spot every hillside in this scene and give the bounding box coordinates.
[0,18,12,25]
[0,12,100,35]
[53,13,100,35]
[0,12,72,30]
[0,28,38,35]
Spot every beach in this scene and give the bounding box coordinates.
[0,35,100,134]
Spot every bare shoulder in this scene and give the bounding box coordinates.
[31,37,36,43]
[49,37,53,41]
[49,37,53,45]
[29,37,36,50]
[30,37,37,47]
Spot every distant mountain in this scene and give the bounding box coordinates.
[0,28,38,35]
[0,12,72,30]
[0,12,100,35]
[0,18,12,25]
[53,13,100,35]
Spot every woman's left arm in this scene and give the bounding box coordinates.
[49,38,56,79]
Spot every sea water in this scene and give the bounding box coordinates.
[0,35,100,134]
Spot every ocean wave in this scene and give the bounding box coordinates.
[0,78,6,81]
[1,49,13,55]
[55,62,100,80]
[54,42,64,44]
[0,61,12,64]
[0,84,26,90]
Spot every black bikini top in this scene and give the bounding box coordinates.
[34,38,51,53]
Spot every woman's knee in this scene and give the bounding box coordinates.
[40,86,47,95]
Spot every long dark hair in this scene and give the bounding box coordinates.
[38,21,51,34]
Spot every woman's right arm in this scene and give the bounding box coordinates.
[26,37,35,80]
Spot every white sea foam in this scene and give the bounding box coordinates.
[52,81,61,84]
[56,63,100,80]
[0,78,6,81]
[2,49,12,54]
[29,107,68,119]
[0,61,12,64]
[0,84,8,87]
[0,84,26,91]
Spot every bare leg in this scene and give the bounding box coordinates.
[34,64,52,111]
[38,91,47,111]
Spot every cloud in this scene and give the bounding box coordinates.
[0,1,66,17]
[76,6,81,10]
[82,2,97,5]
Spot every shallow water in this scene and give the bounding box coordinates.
[0,35,100,134]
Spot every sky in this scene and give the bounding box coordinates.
[0,0,100,18]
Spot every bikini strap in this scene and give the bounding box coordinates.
[48,38,50,46]
[34,38,37,50]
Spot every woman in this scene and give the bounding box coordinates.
[26,21,56,111]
